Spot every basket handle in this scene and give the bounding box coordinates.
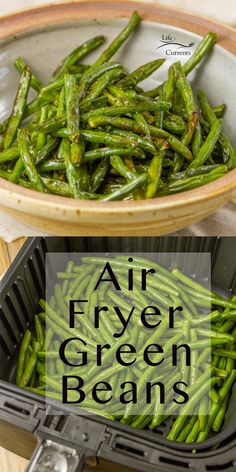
[25,438,86,472]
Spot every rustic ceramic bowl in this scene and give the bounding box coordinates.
[0,0,236,236]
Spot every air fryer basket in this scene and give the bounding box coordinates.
[1,237,236,472]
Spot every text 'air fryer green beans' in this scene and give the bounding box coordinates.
[0,12,235,200]
[15,255,236,445]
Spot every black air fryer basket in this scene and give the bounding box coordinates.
[1,237,236,472]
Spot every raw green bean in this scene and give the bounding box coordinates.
[167,377,219,441]
[16,330,32,386]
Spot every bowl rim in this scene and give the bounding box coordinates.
[1,0,236,214]
[0,171,236,216]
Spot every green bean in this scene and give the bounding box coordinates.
[118,58,165,88]
[212,393,230,432]
[204,331,233,343]
[36,361,45,377]
[40,78,66,96]
[190,338,231,349]
[183,32,217,76]
[171,164,220,181]
[211,386,220,404]
[43,326,53,351]
[82,68,126,106]
[158,166,227,195]
[198,90,236,169]
[167,377,219,441]
[198,395,209,431]
[111,128,157,155]
[35,137,58,165]
[171,107,200,177]
[197,90,216,125]
[163,113,186,135]
[189,119,222,169]
[185,286,236,309]
[83,146,145,163]
[35,315,44,348]
[192,122,202,158]
[176,416,197,442]
[143,84,163,99]
[197,371,236,442]
[174,62,196,118]
[110,155,137,181]
[0,146,20,164]
[35,106,48,154]
[65,74,80,142]
[88,115,193,162]
[34,117,65,135]
[3,67,31,149]
[62,139,85,199]
[25,93,57,119]
[165,65,175,102]
[90,157,110,193]
[146,150,164,199]
[212,349,236,359]
[100,173,147,201]
[212,104,226,118]
[15,57,43,92]
[148,371,180,430]
[71,141,85,166]
[16,330,32,386]
[84,101,171,122]
[185,419,200,443]
[39,299,96,350]
[91,12,141,68]
[80,129,139,149]
[52,35,105,80]
[18,129,45,192]
[19,351,38,388]
[172,270,213,297]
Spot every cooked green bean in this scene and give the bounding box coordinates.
[3,67,31,149]
[15,57,43,92]
[52,35,105,80]
[65,74,80,142]
[0,146,20,164]
[183,32,217,76]
[18,129,45,192]
[91,11,141,68]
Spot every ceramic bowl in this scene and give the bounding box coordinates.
[0,0,236,235]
